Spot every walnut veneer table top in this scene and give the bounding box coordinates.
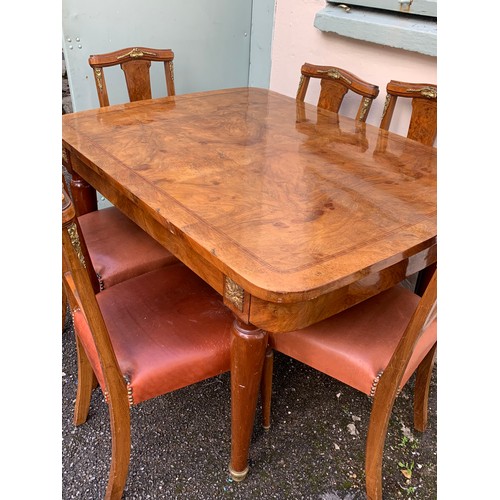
[63,87,436,330]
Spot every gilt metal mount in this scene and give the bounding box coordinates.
[224,277,245,312]
[117,48,157,60]
[318,68,352,85]
[406,86,437,99]
[67,222,86,268]
[94,68,103,91]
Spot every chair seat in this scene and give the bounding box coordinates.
[269,285,437,396]
[78,206,178,289]
[73,262,234,404]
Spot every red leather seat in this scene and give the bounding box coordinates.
[269,285,436,396]
[73,262,233,405]
[78,207,178,290]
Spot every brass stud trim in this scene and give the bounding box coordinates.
[369,370,384,398]
[96,273,105,291]
[126,384,134,407]
[369,370,403,398]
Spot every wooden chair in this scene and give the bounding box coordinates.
[261,271,437,500]
[61,171,178,298]
[379,80,437,146]
[376,81,436,291]
[88,46,175,107]
[62,46,178,299]
[62,187,234,499]
[296,62,379,122]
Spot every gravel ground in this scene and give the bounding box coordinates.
[62,310,437,500]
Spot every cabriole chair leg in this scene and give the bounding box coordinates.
[414,342,437,432]
[62,285,68,329]
[365,383,399,500]
[105,394,131,500]
[261,347,274,430]
[73,335,97,426]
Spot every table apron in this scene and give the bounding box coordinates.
[248,243,437,333]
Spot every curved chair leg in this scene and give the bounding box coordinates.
[74,335,98,426]
[62,285,68,330]
[105,394,131,500]
[414,343,437,432]
[260,347,274,430]
[365,383,399,500]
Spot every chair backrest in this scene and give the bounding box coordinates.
[379,80,437,146]
[88,46,175,107]
[62,188,127,402]
[296,62,379,122]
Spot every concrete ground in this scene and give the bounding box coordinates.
[62,310,437,500]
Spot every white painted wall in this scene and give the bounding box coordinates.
[268,0,437,139]
[249,0,276,88]
[63,0,254,112]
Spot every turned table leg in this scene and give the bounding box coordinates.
[70,171,97,216]
[63,146,97,216]
[229,318,268,481]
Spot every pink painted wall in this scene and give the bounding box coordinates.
[269,0,437,139]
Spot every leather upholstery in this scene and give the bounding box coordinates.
[269,285,437,396]
[78,206,178,289]
[73,262,233,405]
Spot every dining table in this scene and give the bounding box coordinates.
[62,86,437,481]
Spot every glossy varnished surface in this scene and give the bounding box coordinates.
[62,88,436,329]
[63,87,436,481]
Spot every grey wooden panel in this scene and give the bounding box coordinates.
[63,0,253,111]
